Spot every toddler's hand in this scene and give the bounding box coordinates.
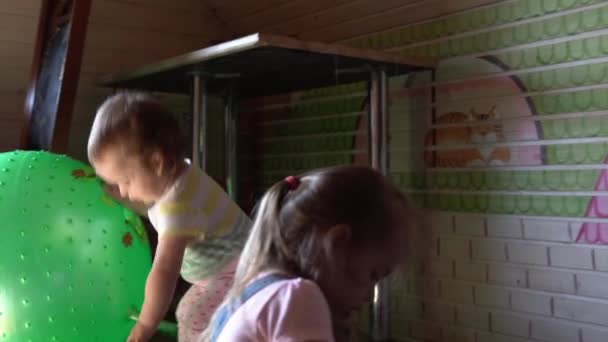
[126,321,154,342]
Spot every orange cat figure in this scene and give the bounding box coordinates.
[424,106,510,167]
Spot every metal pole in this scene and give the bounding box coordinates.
[225,84,238,200]
[370,68,390,341]
[201,78,209,172]
[190,73,208,171]
[379,69,389,174]
[191,74,202,168]
[369,70,380,169]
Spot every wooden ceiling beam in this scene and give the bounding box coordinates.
[203,0,292,22]
[207,0,503,43]
[233,0,352,35]
[301,0,503,42]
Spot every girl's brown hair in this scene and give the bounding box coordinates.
[201,165,412,341]
[87,92,186,169]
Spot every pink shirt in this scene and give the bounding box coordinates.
[215,277,335,342]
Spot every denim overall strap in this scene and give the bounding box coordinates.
[210,274,291,342]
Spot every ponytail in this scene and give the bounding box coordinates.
[200,179,296,341]
[200,166,408,341]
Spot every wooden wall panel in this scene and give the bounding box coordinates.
[0,121,24,151]
[231,0,352,35]
[84,25,209,57]
[0,0,229,157]
[129,0,226,13]
[64,0,230,161]
[90,1,226,38]
[0,42,33,69]
[0,69,29,93]
[0,13,38,40]
[259,0,424,37]
[1,93,28,151]
[0,0,40,15]
[0,0,40,152]
[205,0,504,43]
[205,0,292,20]
[2,93,28,117]
[302,0,503,42]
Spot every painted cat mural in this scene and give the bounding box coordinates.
[423,106,511,167]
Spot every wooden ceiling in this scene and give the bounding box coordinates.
[203,0,504,43]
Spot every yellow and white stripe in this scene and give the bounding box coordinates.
[148,163,251,282]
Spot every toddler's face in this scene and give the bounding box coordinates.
[92,146,166,205]
[318,215,408,322]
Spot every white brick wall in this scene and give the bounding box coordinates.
[528,268,576,294]
[408,236,436,259]
[476,332,529,342]
[440,279,474,304]
[367,3,608,341]
[474,285,510,309]
[408,277,439,297]
[455,261,487,282]
[472,239,507,261]
[554,297,608,325]
[440,237,470,258]
[423,300,455,323]
[389,317,410,340]
[511,290,552,316]
[443,326,476,342]
[594,248,608,271]
[576,272,608,298]
[581,326,608,342]
[508,242,549,265]
[430,212,454,236]
[391,214,608,342]
[488,263,527,287]
[487,217,523,239]
[456,306,490,330]
[455,214,485,236]
[530,319,580,342]
[404,258,425,275]
[522,219,572,242]
[426,257,454,277]
[550,246,594,270]
[398,297,424,318]
[491,312,529,337]
[410,319,440,340]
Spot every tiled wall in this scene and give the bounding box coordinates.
[377,0,608,341]
[254,0,608,340]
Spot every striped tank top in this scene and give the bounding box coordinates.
[148,161,251,282]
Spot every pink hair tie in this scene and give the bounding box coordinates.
[284,175,299,190]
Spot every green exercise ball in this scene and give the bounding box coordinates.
[0,150,151,341]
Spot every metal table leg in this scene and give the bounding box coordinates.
[369,68,390,341]
[191,73,208,170]
[225,84,238,200]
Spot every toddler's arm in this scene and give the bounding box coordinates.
[127,234,192,341]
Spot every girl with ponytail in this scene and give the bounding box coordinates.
[201,165,413,342]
